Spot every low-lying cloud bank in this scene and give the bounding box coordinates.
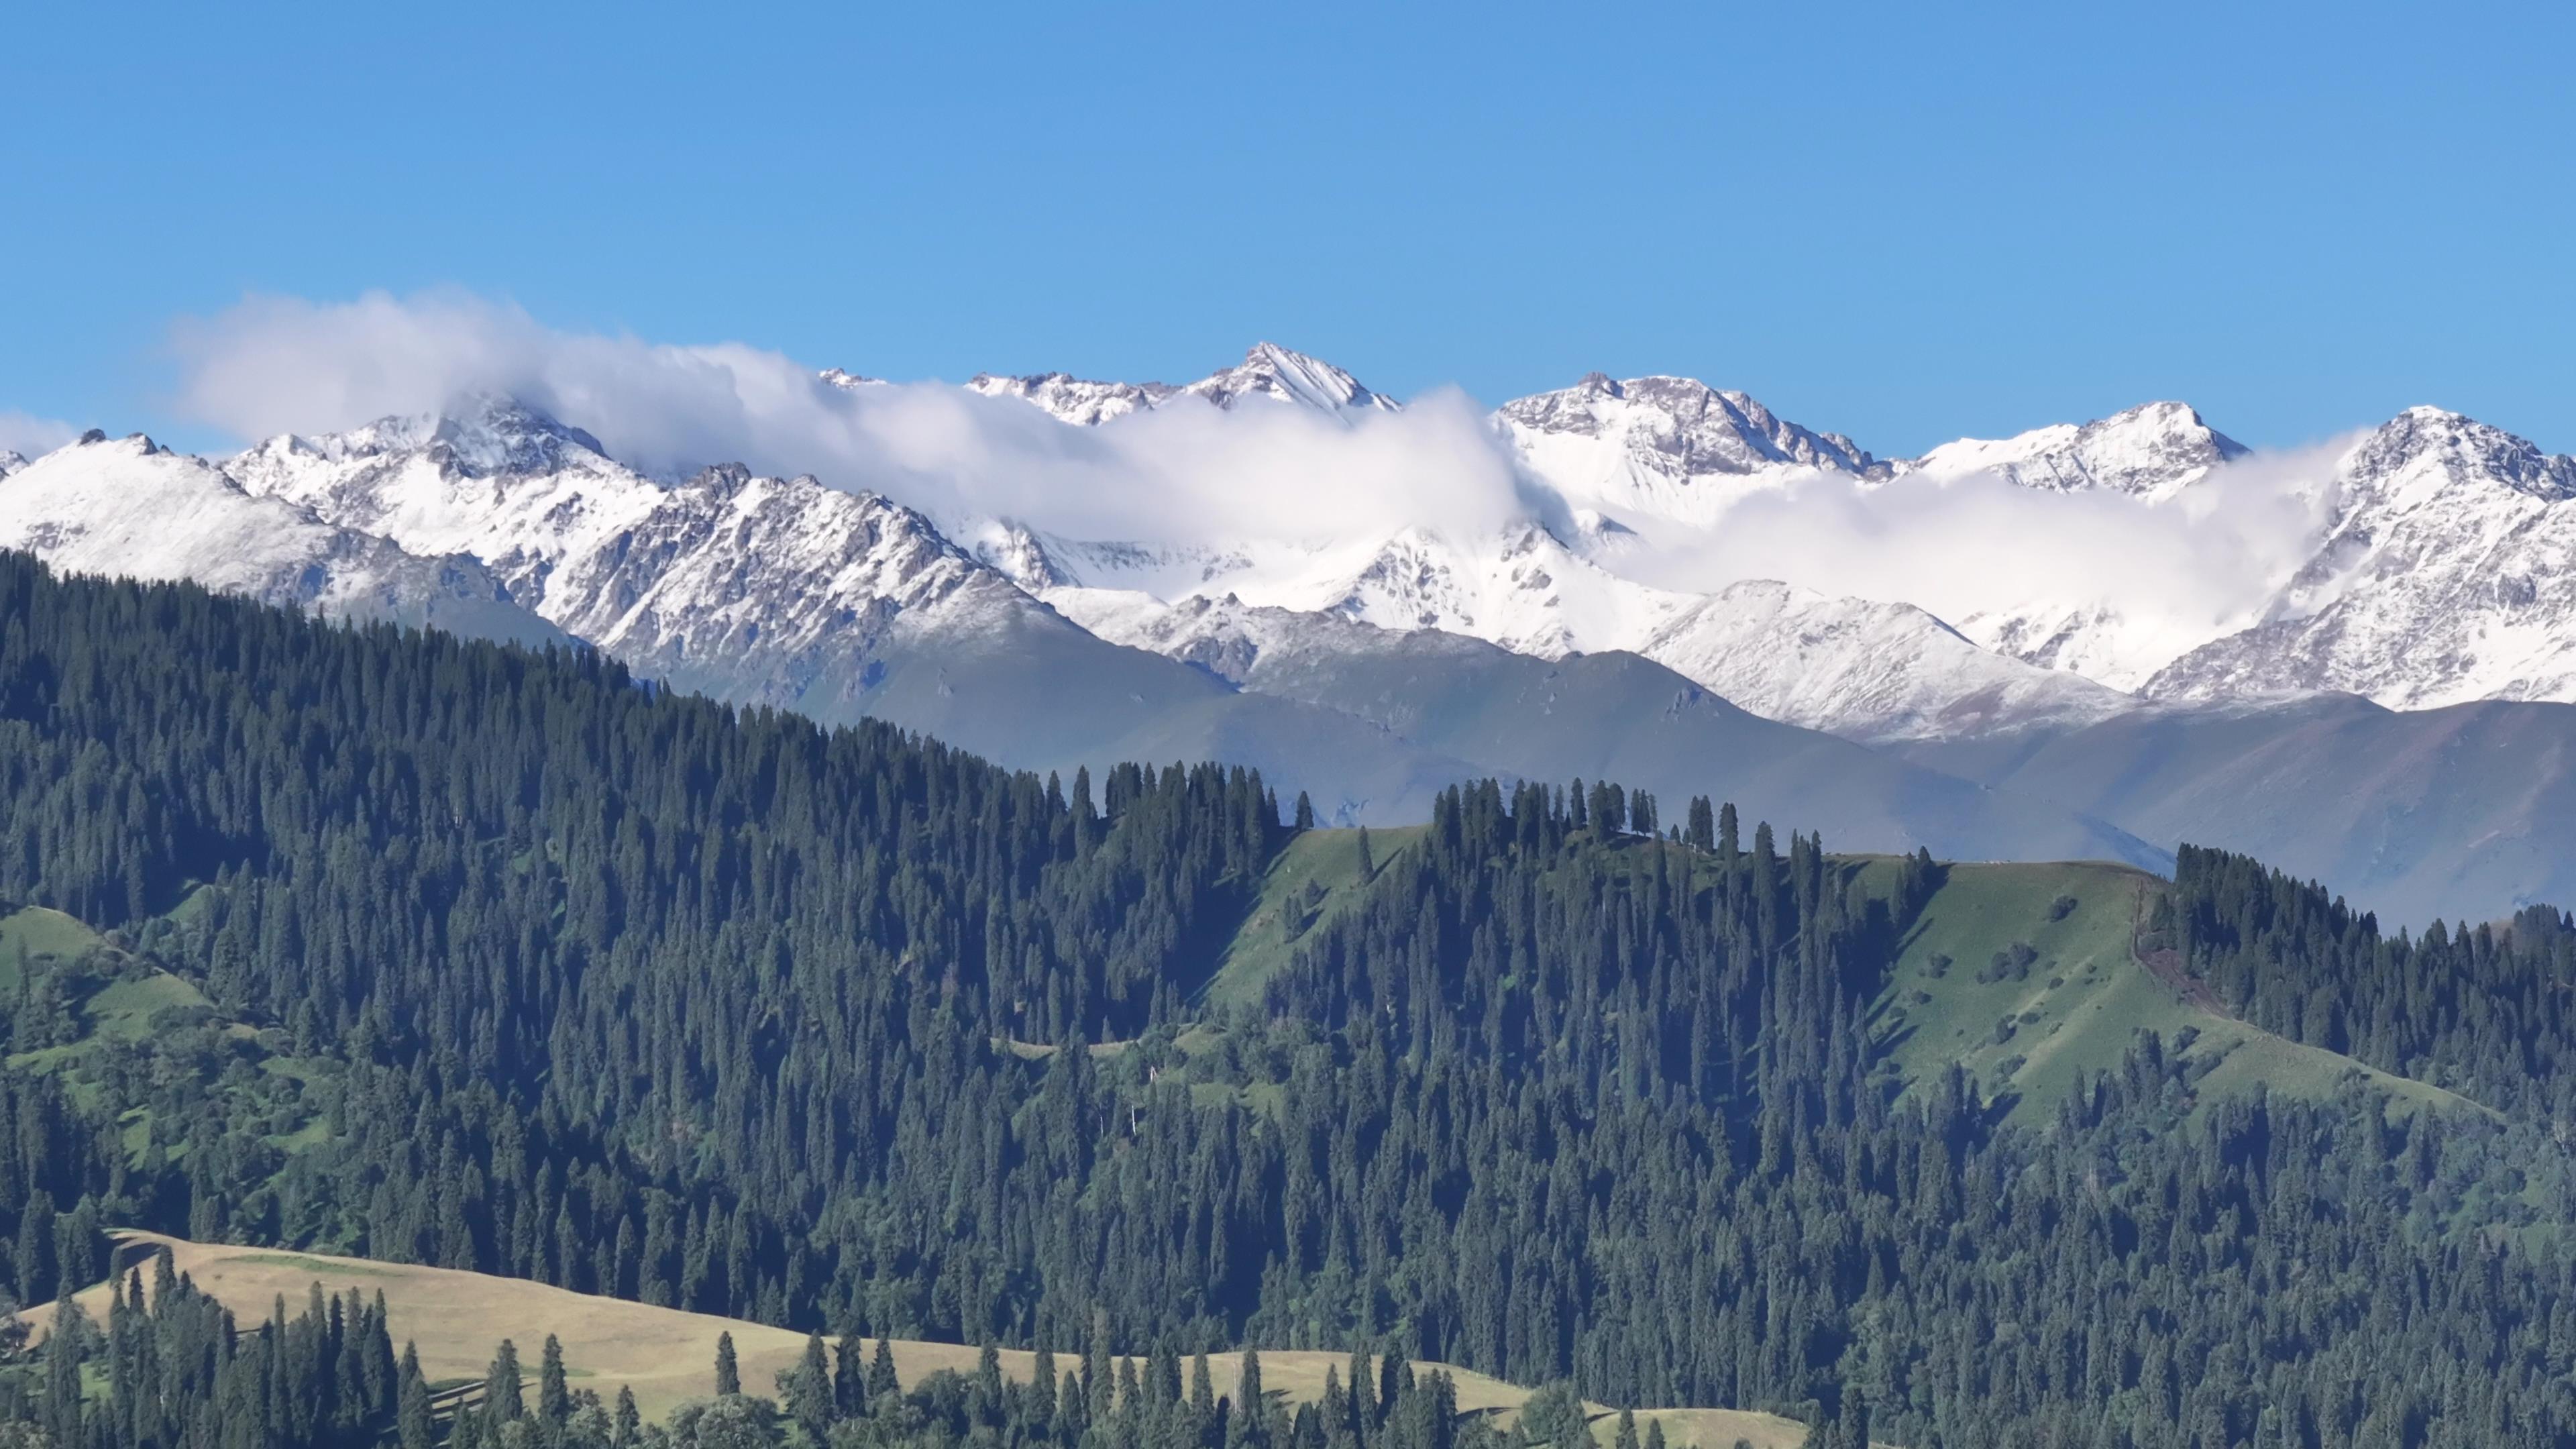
[160,290,2348,648]
[168,290,1537,545]
[1613,441,2351,645]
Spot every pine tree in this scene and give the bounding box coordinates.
[869,1336,900,1405]
[398,1341,436,1449]
[539,1332,571,1422]
[714,1329,741,1396]
[1230,1348,1268,1449]
[835,1332,869,1419]
[790,1330,833,1442]
[487,1337,525,1421]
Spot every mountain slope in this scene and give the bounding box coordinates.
[1056,592,2165,866]
[223,402,1474,822]
[0,432,566,647]
[43,1232,1810,1447]
[1906,401,2249,500]
[1864,859,2481,1122]
[6,552,2568,1449]
[2143,408,2576,708]
[964,352,2163,743]
[962,341,1395,427]
[1498,373,1884,528]
[1635,580,2136,742]
[1897,691,2576,926]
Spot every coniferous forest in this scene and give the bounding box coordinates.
[5,551,2576,1448]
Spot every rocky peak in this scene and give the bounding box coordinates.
[1177,342,1400,416]
[1498,372,1881,478]
[967,371,1177,427]
[2341,407,2576,505]
[1909,401,2247,499]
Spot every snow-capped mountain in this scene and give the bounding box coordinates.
[1892,401,2576,710]
[961,342,1396,428]
[1177,341,1399,416]
[219,398,1481,818]
[966,372,1173,426]
[2142,408,2576,708]
[0,389,2161,850]
[961,350,2147,740]
[0,451,27,479]
[225,398,1175,699]
[1636,581,2135,742]
[1907,401,2247,500]
[1497,372,1886,527]
[0,431,563,646]
[17,337,2576,919]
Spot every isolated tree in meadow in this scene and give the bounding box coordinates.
[715,1330,742,1396]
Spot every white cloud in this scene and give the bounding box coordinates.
[1612,442,2349,663]
[167,290,1536,545]
[0,411,77,460]
[161,289,2350,683]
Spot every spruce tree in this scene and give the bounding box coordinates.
[835,1332,869,1419]
[398,1342,435,1449]
[790,1331,833,1441]
[869,1337,900,1404]
[486,1338,525,1421]
[714,1330,741,1397]
[538,1332,570,1422]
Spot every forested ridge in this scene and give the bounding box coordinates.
[3,553,2576,1448]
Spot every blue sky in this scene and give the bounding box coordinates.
[5,1,2569,457]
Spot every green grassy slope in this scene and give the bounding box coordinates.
[1864,861,2479,1120]
[0,903,335,1159]
[1201,826,1425,1010]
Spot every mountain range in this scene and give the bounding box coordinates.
[9,340,2576,922]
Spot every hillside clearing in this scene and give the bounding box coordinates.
[1201,825,1424,1009]
[1866,861,2483,1121]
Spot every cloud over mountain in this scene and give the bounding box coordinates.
[168,291,1537,547]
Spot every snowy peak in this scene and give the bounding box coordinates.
[0,451,26,478]
[1910,401,2247,500]
[963,343,1394,425]
[0,432,560,646]
[223,401,1121,729]
[2137,407,2576,708]
[2340,406,2576,508]
[1499,373,1881,480]
[820,368,885,390]
[244,395,612,484]
[1177,341,1400,417]
[967,372,1177,427]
